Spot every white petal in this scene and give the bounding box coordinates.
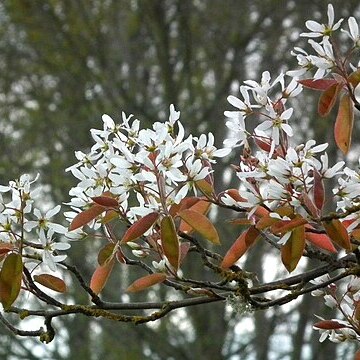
[227,95,245,109]
[102,114,115,129]
[281,124,293,137]
[305,20,324,33]
[281,108,293,120]
[349,17,359,39]
[52,242,71,251]
[46,205,61,219]
[327,4,334,27]
[256,120,273,132]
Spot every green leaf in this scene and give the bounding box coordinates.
[178,209,220,245]
[318,83,340,117]
[323,219,351,251]
[121,212,159,243]
[90,258,115,295]
[98,243,116,266]
[281,225,305,272]
[126,273,167,293]
[348,68,360,87]
[161,215,180,269]
[69,205,107,231]
[34,274,67,293]
[0,253,23,309]
[334,94,354,154]
[195,179,214,197]
[221,226,260,269]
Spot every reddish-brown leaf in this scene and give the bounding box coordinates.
[254,206,270,218]
[313,320,347,330]
[121,212,159,243]
[170,197,202,217]
[271,217,308,235]
[354,301,360,321]
[352,228,360,240]
[318,83,340,117]
[161,215,180,269]
[281,225,305,272]
[323,219,351,251]
[179,200,211,233]
[301,191,319,218]
[226,189,245,202]
[90,258,115,295]
[354,350,360,360]
[305,230,337,253]
[126,273,167,293]
[91,196,119,208]
[34,274,67,293]
[0,243,14,256]
[335,94,354,154]
[255,137,271,152]
[298,78,337,90]
[0,253,23,309]
[98,243,116,266]
[313,169,325,211]
[69,205,106,231]
[178,209,220,245]
[221,226,260,269]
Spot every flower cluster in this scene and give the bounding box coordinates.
[0,174,69,271]
[1,2,360,349]
[312,275,360,343]
[289,4,360,78]
[66,106,229,238]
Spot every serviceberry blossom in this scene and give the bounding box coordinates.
[342,17,360,47]
[300,4,343,38]
[256,106,294,155]
[39,230,70,272]
[66,105,229,231]
[312,276,360,344]
[224,73,301,151]
[0,175,70,271]
[24,205,67,237]
[335,158,360,210]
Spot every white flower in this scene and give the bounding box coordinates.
[342,17,360,47]
[255,107,293,155]
[244,71,282,106]
[324,294,337,309]
[39,230,70,272]
[320,154,344,178]
[169,104,180,125]
[287,47,313,78]
[301,4,343,38]
[24,205,67,237]
[223,111,248,148]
